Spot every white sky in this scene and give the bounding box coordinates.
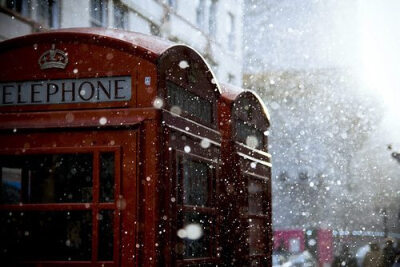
[245,0,400,144]
[357,0,400,143]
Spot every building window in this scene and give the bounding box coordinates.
[113,1,128,30]
[196,0,206,31]
[228,73,235,84]
[208,0,217,37]
[37,0,60,28]
[227,12,235,51]
[5,0,31,16]
[151,23,160,36]
[1,210,93,261]
[90,0,108,27]
[167,0,176,9]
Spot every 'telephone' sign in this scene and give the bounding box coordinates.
[0,76,132,106]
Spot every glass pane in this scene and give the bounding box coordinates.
[181,159,210,206]
[178,211,213,259]
[37,0,50,24]
[90,0,107,26]
[98,210,114,261]
[100,153,115,202]
[249,218,267,256]
[0,153,92,204]
[186,264,217,267]
[0,210,92,261]
[235,120,264,149]
[0,167,22,204]
[251,258,268,267]
[113,3,127,29]
[167,82,213,123]
[248,178,268,215]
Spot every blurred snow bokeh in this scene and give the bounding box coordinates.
[243,0,400,240]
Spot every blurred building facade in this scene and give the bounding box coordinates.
[0,0,243,85]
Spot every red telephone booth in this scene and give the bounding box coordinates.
[157,40,222,267]
[219,83,272,266]
[0,28,222,266]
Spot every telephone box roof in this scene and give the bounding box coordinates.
[221,82,271,126]
[220,82,243,103]
[0,28,222,95]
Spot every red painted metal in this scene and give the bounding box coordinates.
[0,29,271,266]
[318,229,334,265]
[219,83,272,266]
[273,229,334,266]
[274,230,306,252]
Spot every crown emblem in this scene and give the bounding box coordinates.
[38,44,68,70]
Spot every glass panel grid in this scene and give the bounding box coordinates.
[0,210,92,261]
[235,120,264,149]
[0,153,93,204]
[178,211,214,259]
[98,209,114,261]
[0,149,118,263]
[99,152,115,202]
[248,218,267,256]
[167,81,213,124]
[248,178,268,215]
[176,155,217,262]
[181,159,210,207]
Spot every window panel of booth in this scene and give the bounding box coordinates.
[167,81,213,124]
[185,264,217,267]
[0,210,92,261]
[181,159,210,206]
[251,258,269,267]
[98,209,114,261]
[244,174,269,262]
[248,218,268,256]
[235,120,265,149]
[248,178,268,215]
[0,149,118,263]
[176,155,217,263]
[180,211,214,259]
[0,154,93,204]
[100,152,115,202]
